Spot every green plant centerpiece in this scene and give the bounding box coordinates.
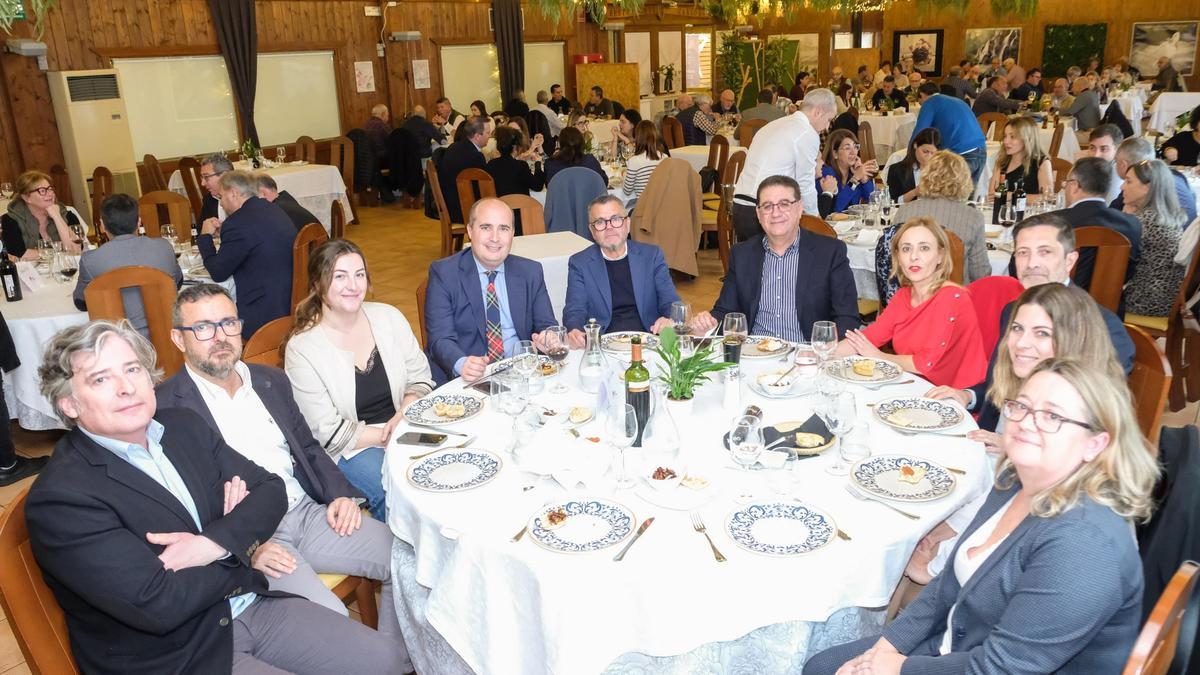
[656,63,677,92]
[652,327,734,402]
[240,138,261,168]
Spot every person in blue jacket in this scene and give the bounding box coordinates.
[818,128,877,213]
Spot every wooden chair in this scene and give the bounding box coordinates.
[1128,235,1200,411]
[84,266,183,378]
[1125,323,1172,448]
[661,116,685,149]
[737,119,768,148]
[856,122,876,163]
[1050,157,1073,193]
[91,166,115,244]
[702,135,730,210]
[717,150,746,275]
[327,136,358,224]
[242,315,295,369]
[292,223,329,311]
[977,112,1009,142]
[330,200,346,239]
[1074,226,1131,314]
[295,135,317,164]
[177,156,205,223]
[140,154,169,193]
[498,194,545,235]
[318,574,379,629]
[0,490,79,675]
[415,279,429,348]
[946,229,965,284]
[48,164,72,207]
[455,168,497,229]
[426,161,467,258]
[137,191,193,245]
[1047,122,1066,159]
[1123,561,1200,675]
[800,214,837,239]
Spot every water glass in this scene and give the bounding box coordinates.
[811,321,837,364]
[608,403,638,489]
[729,415,764,503]
[767,455,804,496]
[838,440,870,470]
[824,392,859,475]
[670,301,692,336]
[513,340,538,378]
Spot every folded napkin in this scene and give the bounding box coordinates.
[854,229,882,247]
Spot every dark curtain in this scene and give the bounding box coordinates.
[207,0,260,145]
[493,0,524,105]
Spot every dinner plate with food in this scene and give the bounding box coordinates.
[723,415,834,459]
[851,455,956,502]
[527,498,635,553]
[635,472,716,511]
[406,449,502,492]
[873,396,964,432]
[404,392,485,426]
[741,335,792,358]
[750,370,815,398]
[600,331,659,353]
[828,357,903,385]
[726,502,838,556]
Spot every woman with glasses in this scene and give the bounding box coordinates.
[834,217,987,389]
[544,127,608,188]
[2,170,84,260]
[987,116,1053,198]
[284,239,434,520]
[1121,158,1189,317]
[805,358,1157,675]
[820,129,878,213]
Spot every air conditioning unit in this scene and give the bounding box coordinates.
[46,70,139,225]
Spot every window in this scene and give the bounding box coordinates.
[440,45,502,113]
[254,52,341,147]
[834,32,854,50]
[861,32,875,49]
[524,43,565,100]
[685,33,712,90]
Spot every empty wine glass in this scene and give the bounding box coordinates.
[811,321,838,364]
[824,391,858,475]
[276,146,286,164]
[729,414,764,503]
[608,403,638,489]
[513,339,538,379]
[494,372,529,450]
[0,183,12,199]
[543,326,570,394]
[670,301,692,336]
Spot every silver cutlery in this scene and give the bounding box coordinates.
[892,428,970,439]
[844,484,920,520]
[407,434,475,460]
[613,517,655,561]
[946,466,967,475]
[690,512,727,562]
[858,378,915,390]
[510,524,529,542]
[791,499,851,540]
[773,363,799,385]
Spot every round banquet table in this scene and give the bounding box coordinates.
[857,110,917,159]
[384,350,993,674]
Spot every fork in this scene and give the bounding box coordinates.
[844,484,920,520]
[690,512,727,562]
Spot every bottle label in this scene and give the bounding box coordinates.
[1015,197,1027,211]
[3,277,16,299]
[626,380,649,393]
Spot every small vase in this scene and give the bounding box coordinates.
[665,74,674,92]
[665,395,693,417]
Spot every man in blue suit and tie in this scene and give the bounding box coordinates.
[563,196,680,347]
[425,198,558,384]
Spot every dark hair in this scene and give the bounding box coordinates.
[99,193,139,236]
[901,128,942,171]
[493,126,524,156]
[1027,68,1041,78]
[883,75,896,85]
[1191,105,1200,133]
[918,82,940,98]
[173,283,234,325]
[959,59,971,68]
[1089,123,1125,145]
[554,127,585,164]
[858,65,869,75]
[795,71,809,85]
[757,88,774,103]
[508,115,530,138]
[591,85,604,97]
[619,108,642,127]
[633,120,662,161]
[551,84,562,92]
[881,60,892,68]
[435,96,450,106]
[470,99,488,116]
[1069,156,1113,197]
[459,115,488,140]
[822,129,861,185]
[1013,212,1076,253]
[288,239,371,345]
[756,175,801,202]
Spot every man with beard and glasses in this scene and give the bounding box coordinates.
[155,284,407,665]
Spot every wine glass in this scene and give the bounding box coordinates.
[670,301,692,336]
[161,224,177,251]
[767,455,804,497]
[722,312,747,364]
[811,321,838,365]
[494,372,529,449]
[0,183,12,199]
[543,326,570,394]
[513,339,538,378]
[729,414,764,504]
[824,392,859,475]
[276,146,287,164]
[69,223,86,252]
[608,403,638,489]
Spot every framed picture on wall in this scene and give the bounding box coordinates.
[965,28,1022,68]
[1131,21,1198,77]
[893,29,944,76]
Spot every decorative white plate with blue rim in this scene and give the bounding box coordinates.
[404,392,485,426]
[873,396,964,431]
[852,455,956,502]
[725,502,837,556]
[741,335,792,358]
[406,449,502,492]
[527,498,635,553]
[828,357,903,384]
[601,331,659,353]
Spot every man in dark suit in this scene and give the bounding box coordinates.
[1056,156,1142,292]
[26,320,403,674]
[254,173,319,232]
[425,198,557,384]
[563,196,680,347]
[436,115,488,224]
[72,193,183,337]
[972,76,1022,116]
[1010,67,1044,101]
[692,175,860,339]
[547,83,573,115]
[942,65,977,100]
[199,153,235,222]
[157,284,406,660]
[582,86,616,118]
[871,76,910,111]
[1153,56,1181,92]
[199,170,296,339]
[403,105,446,158]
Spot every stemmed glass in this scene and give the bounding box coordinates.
[0,183,12,200]
[824,392,859,475]
[161,224,177,251]
[608,403,638,489]
[513,339,538,378]
[729,414,764,504]
[493,372,529,450]
[276,146,287,164]
[811,321,838,366]
[542,326,570,394]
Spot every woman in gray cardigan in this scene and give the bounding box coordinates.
[804,358,1158,675]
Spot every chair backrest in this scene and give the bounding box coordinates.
[455,168,497,229]
[725,148,747,186]
[737,119,768,148]
[856,121,877,163]
[328,136,356,199]
[91,166,115,244]
[945,229,965,284]
[84,266,182,377]
[977,112,1009,142]
[799,214,837,238]
[499,194,546,235]
[330,200,346,239]
[242,315,294,369]
[426,160,463,258]
[661,116,685,149]
[1050,157,1073,193]
[48,164,72,207]
[966,275,1024,356]
[717,150,747,275]
[291,223,329,311]
[1074,226,1132,314]
[1123,560,1200,675]
[140,154,169,193]
[1125,323,1172,448]
[295,135,317,164]
[415,279,429,348]
[0,490,79,675]
[177,156,205,223]
[1047,122,1066,159]
[137,191,193,244]
[706,134,730,175]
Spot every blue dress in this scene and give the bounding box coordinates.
[819,165,875,213]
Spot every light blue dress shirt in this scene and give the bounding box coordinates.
[81,421,257,618]
[453,258,520,375]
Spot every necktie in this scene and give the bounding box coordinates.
[485,270,504,361]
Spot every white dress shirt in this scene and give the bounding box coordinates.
[733,111,821,216]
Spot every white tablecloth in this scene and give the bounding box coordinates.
[845,233,1012,301]
[858,111,917,158]
[1101,94,1146,125]
[1149,93,1200,134]
[467,232,591,319]
[671,139,743,174]
[384,352,992,674]
[2,279,88,430]
[168,162,351,234]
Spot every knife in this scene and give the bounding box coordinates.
[613,517,655,561]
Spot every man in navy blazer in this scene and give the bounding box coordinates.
[425,198,558,384]
[199,170,297,339]
[563,196,680,347]
[1055,157,1142,292]
[694,175,860,339]
[436,115,488,224]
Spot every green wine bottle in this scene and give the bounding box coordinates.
[625,337,650,447]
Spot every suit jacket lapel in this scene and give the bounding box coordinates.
[627,243,649,326]
[745,241,767,327]
[587,247,613,326]
[794,231,817,333]
[460,251,487,342]
[507,262,529,336]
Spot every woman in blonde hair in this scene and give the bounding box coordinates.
[835,216,987,388]
[987,116,1054,197]
[284,239,433,520]
[1,169,84,260]
[805,358,1158,675]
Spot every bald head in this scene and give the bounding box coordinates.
[1053,78,1068,96]
[466,198,515,270]
[412,105,427,118]
[371,104,389,122]
[677,93,693,109]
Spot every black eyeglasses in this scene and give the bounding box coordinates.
[25,186,55,197]
[175,318,244,341]
[1002,399,1097,433]
[589,215,628,230]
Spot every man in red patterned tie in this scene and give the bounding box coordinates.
[424,198,559,385]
